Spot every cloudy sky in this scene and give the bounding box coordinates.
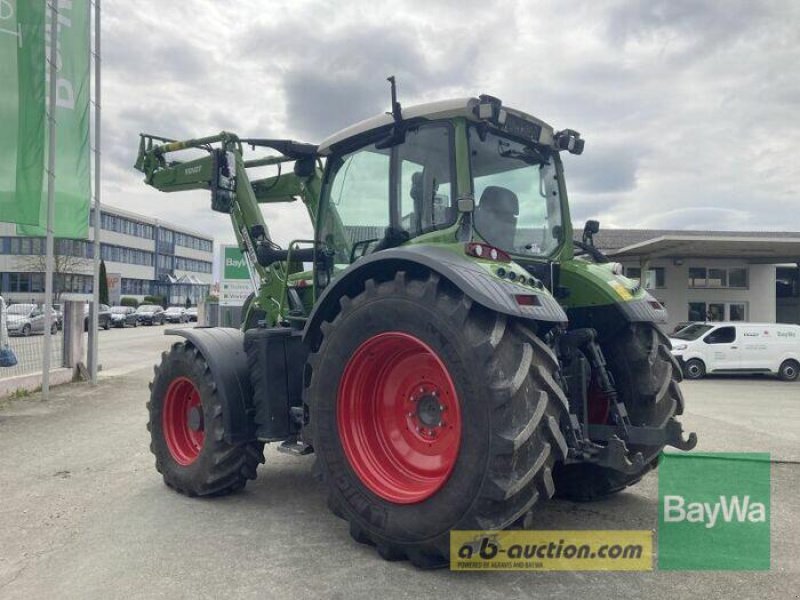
[102,0,800,270]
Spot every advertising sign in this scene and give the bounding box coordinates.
[219,244,253,306]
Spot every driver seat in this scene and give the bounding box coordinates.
[474,186,518,245]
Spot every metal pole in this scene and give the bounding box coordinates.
[89,0,100,384]
[42,0,59,399]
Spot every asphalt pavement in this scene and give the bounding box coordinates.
[0,326,798,599]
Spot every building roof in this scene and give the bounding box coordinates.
[594,229,800,263]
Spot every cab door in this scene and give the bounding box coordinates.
[701,325,739,372]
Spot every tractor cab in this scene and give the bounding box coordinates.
[315,96,585,287]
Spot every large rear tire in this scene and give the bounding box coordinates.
[553,322,684,501]
[147,341,265,496]
[308,272,568,568]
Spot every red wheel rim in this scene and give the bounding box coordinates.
[337,332,462,504]
[162,376,205,465]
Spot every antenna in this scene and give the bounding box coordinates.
[387,76,402,123]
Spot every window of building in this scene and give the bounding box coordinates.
[625,266,666,289]
[687,301,747,322]
[776,267,799,298]
[100,244,154,267]
[688,267,707,287]
[93,209,155,239]
[174,232,213,252]
[174,256,212,274]
[707,303,725,321]
[729,303,747,321]
[688,266,748,289]
[707,268,727,287]
[728,268,748,288]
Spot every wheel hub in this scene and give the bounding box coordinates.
[187,405,204,432]
[337,332,462,504]
[162,376,205,465]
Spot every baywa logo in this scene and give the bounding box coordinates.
[658,452,770,570]
[223,248,250,279]
[663,494,766,529]
[225,257,246,269]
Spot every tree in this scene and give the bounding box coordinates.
[17,238,92,301]
[185,296,191,308]
[99,260,109,305]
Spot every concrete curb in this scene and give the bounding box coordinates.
[0,367,75,398]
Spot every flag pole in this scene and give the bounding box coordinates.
[89,0,100,385]
[42,0,59,399]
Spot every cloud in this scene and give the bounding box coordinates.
[96,0,800,269]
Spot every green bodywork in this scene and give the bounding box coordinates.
[560,259,650,308]
[133,105,652,333]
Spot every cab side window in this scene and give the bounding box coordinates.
[704,326,736,344]
[397,125,454,236]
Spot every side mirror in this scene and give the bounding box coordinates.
[582,219,600,246]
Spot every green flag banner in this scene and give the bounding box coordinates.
[17,0,91,239]
[0,0,47,226]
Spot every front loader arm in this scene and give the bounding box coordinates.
[134,131,321,327]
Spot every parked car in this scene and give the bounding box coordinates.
[186,307,198,322]
[136,304,165,325]
[6,303,58,336]
[109,306,139,328]
[51,303,64,330]
[164,306,188,323]
[670,322,800,381]
[84,303,112,331]
[30,303,63,330]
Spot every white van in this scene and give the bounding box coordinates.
[670,322,800,381]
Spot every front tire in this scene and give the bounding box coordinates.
[553,323,684,501]
[21,324,31,337]
[147,342,265,496]
[779,359,800,382]
[683,358,705,380]
[308,272,567,567]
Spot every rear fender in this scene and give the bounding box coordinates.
[164,327,254,444]
[303,245,568,349]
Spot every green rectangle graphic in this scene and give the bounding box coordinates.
[223,245,250,280]
[0,0,47,226]
[17,0,91,239]
[658,452,770,570]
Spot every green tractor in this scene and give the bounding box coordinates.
[135,86,696,568]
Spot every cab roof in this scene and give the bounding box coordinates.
[317,97,555,155]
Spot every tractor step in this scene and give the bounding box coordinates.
[277,439,313,456]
